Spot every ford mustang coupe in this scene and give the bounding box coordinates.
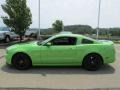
[5,34,116,71]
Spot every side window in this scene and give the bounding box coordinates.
[50,37,77,46]
[81,39,94,44]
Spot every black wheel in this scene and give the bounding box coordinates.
[30,33,33,37]
[30,33,37,39]
[5,36,11,43]
[12,53,32,70]
[82,54,103,71]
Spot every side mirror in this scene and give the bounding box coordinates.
[46,43,52,46]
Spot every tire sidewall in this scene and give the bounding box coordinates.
[82,54,103,71]
[12,54,32,70]
[5,36,11,43]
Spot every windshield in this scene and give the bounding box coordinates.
[0,28,9,31]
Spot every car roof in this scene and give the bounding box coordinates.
[59,31,72,34]
[54,33,96,41]
[55,33,84,38]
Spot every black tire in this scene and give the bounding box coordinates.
[5,35,11,43]
[30,33,34,37]
[82,54,103,71]
[30,33,37,39]
[12,53,32,70]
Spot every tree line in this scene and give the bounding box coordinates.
[41,24,120,37]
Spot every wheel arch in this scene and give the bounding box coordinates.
[5,34,11,38]
[83,52,104,64]
[11,52,32,65]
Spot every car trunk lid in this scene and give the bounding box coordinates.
[98,40,114,45]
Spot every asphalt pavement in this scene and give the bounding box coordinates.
[0,45,120,90]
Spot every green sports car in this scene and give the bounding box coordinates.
[5,34,116,71]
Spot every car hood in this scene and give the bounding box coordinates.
[0,31,8,33]
[7,41,38,50]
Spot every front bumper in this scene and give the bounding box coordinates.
[5,53,12,65]
[0,36,5,40]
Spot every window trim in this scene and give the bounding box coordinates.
[48,36,77,46]
[81,38,94,44]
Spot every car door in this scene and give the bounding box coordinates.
[9,30,18,39]
[40,37,78,65]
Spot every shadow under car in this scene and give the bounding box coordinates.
[1,64,115,76]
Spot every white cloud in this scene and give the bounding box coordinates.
[27,0,39,28]
[40,0,99,28]
[40,0,120,28]
[100,0,120,28]
[0,0,120,28]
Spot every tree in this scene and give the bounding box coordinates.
[1,0,32,42]
[52,20,63,33]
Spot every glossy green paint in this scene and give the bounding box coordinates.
[5,34,116,66]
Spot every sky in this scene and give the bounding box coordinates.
[0,0,120,28]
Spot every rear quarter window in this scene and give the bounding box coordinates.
[81,39,94,44]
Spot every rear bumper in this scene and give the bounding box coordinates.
[103,46,116,64]
[104,55,116,64]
